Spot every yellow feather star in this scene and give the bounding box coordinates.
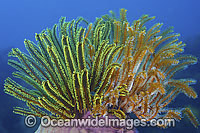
[4,9,199,128]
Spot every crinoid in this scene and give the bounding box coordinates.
[4,9,199,131]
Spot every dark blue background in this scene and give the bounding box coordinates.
[0,0,199,132]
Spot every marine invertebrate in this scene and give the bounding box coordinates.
[4,9,199,131]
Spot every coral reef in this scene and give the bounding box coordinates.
[3,9,199,132]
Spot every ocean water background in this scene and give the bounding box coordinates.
[0,0,199,132]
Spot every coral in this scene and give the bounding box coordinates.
[4,8,199,130]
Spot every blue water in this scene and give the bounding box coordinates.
[0,0,200,132]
